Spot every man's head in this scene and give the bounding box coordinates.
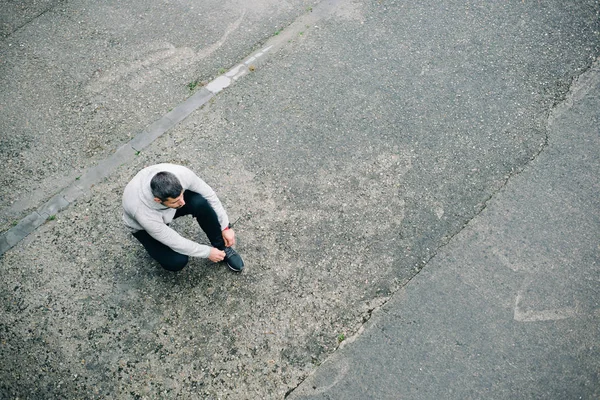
[151,171,185,208]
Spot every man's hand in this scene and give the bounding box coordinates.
[222,228,236,247]
[208,247,226,262]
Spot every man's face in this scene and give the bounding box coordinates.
[155,191,185,209]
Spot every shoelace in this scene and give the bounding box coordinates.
[224,247,235,258]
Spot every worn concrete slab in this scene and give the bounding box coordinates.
[128,116,178,152]
[37,194,70,219]
[0,211,46,253]
[165,88,215,125]
[60,182,86,204]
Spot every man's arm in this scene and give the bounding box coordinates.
[140,217,212,258]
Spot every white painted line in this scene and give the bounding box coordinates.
[206,76,232,94]
[233,70,248,81]
[226,64,244,77]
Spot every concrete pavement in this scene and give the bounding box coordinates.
[1,0,599,399]
[0,0,315,232]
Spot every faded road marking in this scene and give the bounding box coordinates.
[513,293,578,322]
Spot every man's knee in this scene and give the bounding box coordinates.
[184,191,211,215]
[160,254,189,272]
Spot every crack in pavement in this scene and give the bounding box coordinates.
[2,0,66,39]
[283,55,600,399]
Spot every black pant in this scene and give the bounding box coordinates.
[132,190,225,271]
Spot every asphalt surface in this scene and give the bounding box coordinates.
[289,58,600,400]
[1,0,599,399]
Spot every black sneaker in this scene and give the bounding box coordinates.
[223,247,244,272]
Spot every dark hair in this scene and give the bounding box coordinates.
[150,171,183,201]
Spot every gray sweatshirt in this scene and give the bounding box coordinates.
[122,163,229,258]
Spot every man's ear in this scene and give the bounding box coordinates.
[153,197,162,203]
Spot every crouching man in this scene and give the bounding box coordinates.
[122,163,244,272]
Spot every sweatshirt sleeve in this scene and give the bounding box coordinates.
[139,214,212,258]
[180,167,230,230]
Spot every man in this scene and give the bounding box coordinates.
[122,163,244,272]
